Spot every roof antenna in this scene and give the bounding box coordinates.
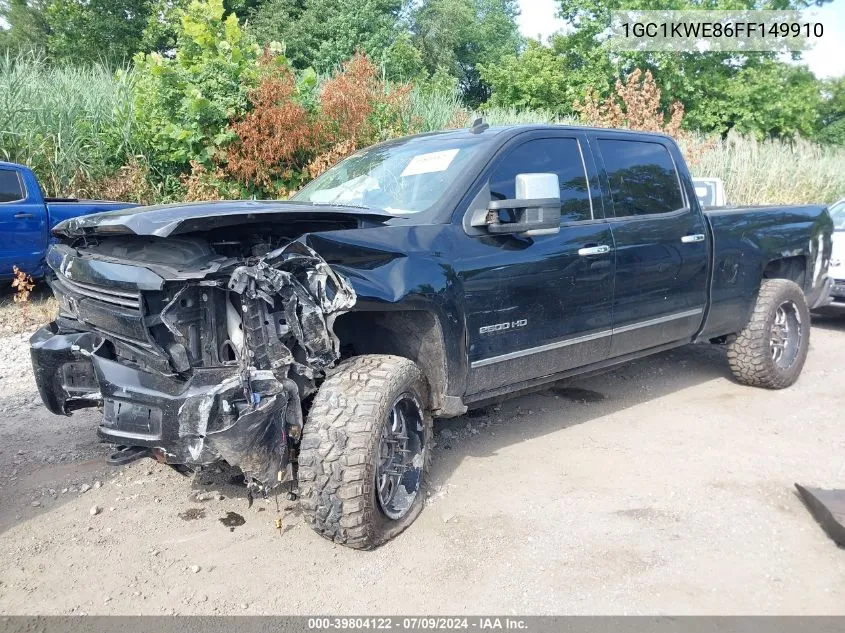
[470,117,489,134]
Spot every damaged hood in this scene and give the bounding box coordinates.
[53,200,395,238]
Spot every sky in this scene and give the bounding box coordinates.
[517,0,845,79]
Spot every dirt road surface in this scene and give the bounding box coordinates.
[0,317,843,615]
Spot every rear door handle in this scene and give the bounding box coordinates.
[681,234,706,243]
[14,212,35,219]
[578,245,611,256]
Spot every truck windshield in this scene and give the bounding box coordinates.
[292,136,486,215]
[830,199,845,230]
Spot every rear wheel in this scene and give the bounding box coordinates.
[727,278,810,389]
[298,355,430,549]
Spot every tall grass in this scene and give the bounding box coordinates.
[688,133,845,205]
[407,88,465,131]
[472,105,573,127]
[2,51,843,206]
[0,51,135,197]
[408,88,576,130]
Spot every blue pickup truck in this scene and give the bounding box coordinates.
[29,124,834,549]
[0,161,137,279]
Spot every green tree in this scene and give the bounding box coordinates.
[555,0,830,139]
[132,0,263,173]
[481,34,613,115]
[411,0,522,105]
[248,0,405,74]
[717,61,820,138]
[0,0,51,53]
[817,77,845,145]
[46,0,153,64]
[141,0,264,54]
[481,40,569,113]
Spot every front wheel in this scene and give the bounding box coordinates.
[727,278,811,389]
[298,355,431,549]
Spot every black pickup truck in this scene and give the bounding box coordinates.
[30,124,833,549]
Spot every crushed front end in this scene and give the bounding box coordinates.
[31,233,355,496]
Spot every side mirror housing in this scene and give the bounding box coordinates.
[485,173,561,237]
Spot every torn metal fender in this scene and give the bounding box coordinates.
[199,242,354,490]
[228,241,356,369]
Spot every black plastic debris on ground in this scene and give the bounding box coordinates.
[219,511,246,532]
[795,483,845,547]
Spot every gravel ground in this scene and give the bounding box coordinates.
[0,316,843,615]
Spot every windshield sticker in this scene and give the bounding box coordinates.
[400,149,460,177]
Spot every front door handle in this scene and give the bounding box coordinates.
[578,245,611,256]
[681,234,706,243]
[14,212,35,219]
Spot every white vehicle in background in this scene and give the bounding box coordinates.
[828,198,845,308]
[692,177,726,208]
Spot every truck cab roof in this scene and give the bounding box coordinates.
[375,123,675,145]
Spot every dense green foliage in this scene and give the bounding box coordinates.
[817,77,845,145]
[248,0,405,74]
[0,0,843,206]
[1,0,842,143]
[480,0,838,140]
[131,0,261,175]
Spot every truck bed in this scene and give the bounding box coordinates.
[700,204,833,339]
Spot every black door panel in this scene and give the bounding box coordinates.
[590,134,709,356]
[458,133,615,397]
[463,224,615,395]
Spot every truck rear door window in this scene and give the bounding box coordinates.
[598,139,684,217]
[490,137,592,223]
[0,169,24,203]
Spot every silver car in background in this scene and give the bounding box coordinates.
[828,199,845,307]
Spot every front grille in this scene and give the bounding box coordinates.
[55,274,141,310]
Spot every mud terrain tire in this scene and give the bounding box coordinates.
[299,355,431,549]
[727,278,810,389]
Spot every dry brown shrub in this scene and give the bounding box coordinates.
[574,69,684,137]
[11,266,34,303]
[320,54,380,146]
[180,161,232,201]
[225,59,317,190]
[446,108,471,130]
[307,139,357,179]
[574,68,716,165]
[221,52,418,196]
[320,53,415,146]
[67,159,158,204]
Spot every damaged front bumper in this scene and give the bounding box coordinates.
[30,240,355,492]
[31,327,296,476]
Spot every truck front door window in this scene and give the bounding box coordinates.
[598,139,684,217]
[489,138,593,223]
[462,134,613,395]
[594,135,708,357]
[0,169,24,203]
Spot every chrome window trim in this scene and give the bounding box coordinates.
[471,308,703,368]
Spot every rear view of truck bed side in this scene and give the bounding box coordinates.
[699,205,833,342]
